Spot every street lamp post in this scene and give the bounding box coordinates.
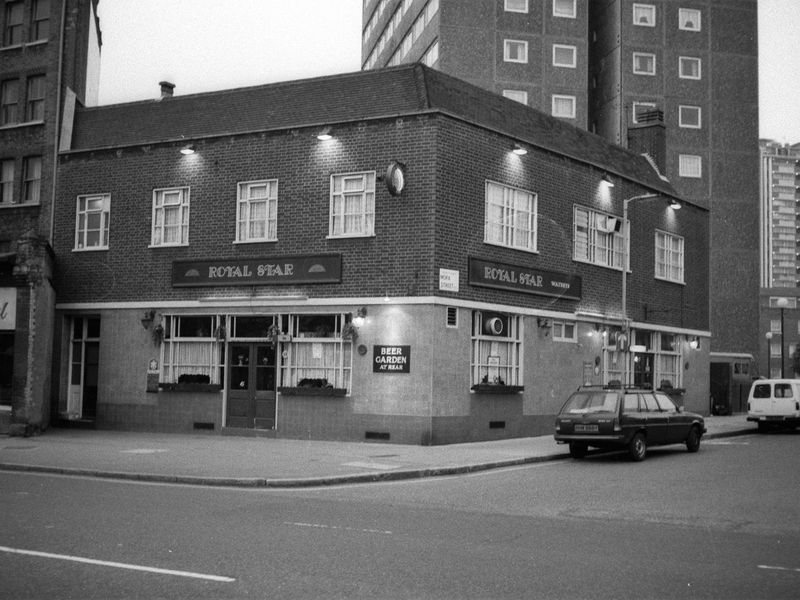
[621,194,657,326]
[775,297,790,378]
[765,331,773,378]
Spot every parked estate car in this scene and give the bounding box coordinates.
[747,379,800,432]
[554,386,707,461]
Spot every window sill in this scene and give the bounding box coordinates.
[148,243,190,249]
[73,246,109,252]
[0,202,41,209]
[0,120,45,131]
[471,384,524,394]
[278,386,348,397]
[158,383,222,393]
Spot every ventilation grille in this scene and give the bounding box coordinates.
[446,306,458,328]
[365,431,391,441]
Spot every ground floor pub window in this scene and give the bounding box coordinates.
[280,313,353,390]
[471,310,522,387]
[160,314,225,384]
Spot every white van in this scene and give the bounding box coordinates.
[747,379,800,432]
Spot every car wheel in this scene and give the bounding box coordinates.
[569,442,588,459]
[757,422,768,434]
[628,433,647,462]
[685,426,701,453]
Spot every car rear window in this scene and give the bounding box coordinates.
[752,384,771,399]
[562,392,619,414]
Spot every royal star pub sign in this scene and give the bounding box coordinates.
[468,257,581,300]
[172,254,342,287]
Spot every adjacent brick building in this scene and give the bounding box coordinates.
[0,0,100,434]
[52,64,709,443]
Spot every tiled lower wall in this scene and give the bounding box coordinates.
[96,392,222,433]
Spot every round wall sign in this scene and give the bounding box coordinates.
[385,161,406,196]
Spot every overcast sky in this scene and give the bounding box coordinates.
[95,0,800,143]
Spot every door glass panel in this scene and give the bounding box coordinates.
[86,317,100,338]
[230,345,250,390]
[256,345,276,391]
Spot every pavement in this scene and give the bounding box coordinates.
[0,414,755,488]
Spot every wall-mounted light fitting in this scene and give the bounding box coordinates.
[180,144,195,155]
[602,174,615,187]
[512,143,527,155]
[316,127,333,141]
[141,309,156,329]
[669,199,682,210]
[688,336,700,350]
[353,306,367,327]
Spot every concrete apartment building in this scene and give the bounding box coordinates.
[0,0,100,434]
[361,0,760,374]
[759,140,800,380]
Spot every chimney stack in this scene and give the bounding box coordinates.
[159,81,175,99]
[627,109,666,174]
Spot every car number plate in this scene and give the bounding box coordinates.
[574,424,599,433]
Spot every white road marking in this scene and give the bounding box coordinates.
[758,564,800,573]
[120,448,170,454]
[0,545,235,582]
[285,521,393,535]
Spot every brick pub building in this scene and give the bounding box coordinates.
[52,64,709,444]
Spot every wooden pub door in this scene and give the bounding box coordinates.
[226,343,277,429]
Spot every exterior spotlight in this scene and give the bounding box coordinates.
[316,127,333,141]
[669,200,682,210]
[512,143,527,155]
[602,174,615,187]
[353,306,367,327]
[180,144,195,155]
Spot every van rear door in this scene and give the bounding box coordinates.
[772,383,797,415]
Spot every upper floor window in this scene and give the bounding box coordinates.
[679,105,701,128]
[75,194,110,250]
[633,4,655,26]
[26,75,45,121]
[632,101,658,123]
[31,0,49,41]
[329,171,375,238]
[503,89,528,105]
[485,180,537,252]
[504,39,528,63]
[679,56,701,79]
[574,205,625,270]
[679,8,701,31]
[22,156,41,204]
[678,154,702,178]
[422,39,439,68]
[553,0,576,18]
[151,187,190,247]
[633,52,656,75]
[505,0,528,12]
[552,94,576,119]
[552,44,577,68]
[236,179,278,243]
[1,159,13,204]
[655,230,684,284]
[1,79,19,125]
[3,1,23,46]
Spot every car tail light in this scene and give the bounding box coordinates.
[796,402,799,411]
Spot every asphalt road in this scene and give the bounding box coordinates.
[1,431,798,599]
